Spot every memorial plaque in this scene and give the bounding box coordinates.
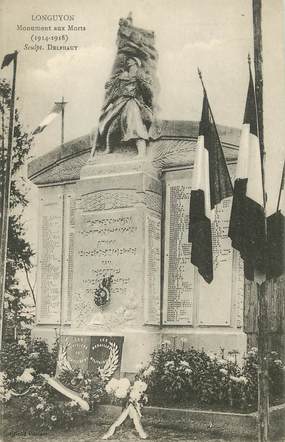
[60,335,124,379]
[37,188,63,324]
[72,209,144,328]
[163,178,194,325]
[198,197,233,326]
[144,214,161,325]
[62,191,76,324]
[89,336,124,378]
[234,251,245,328]
[163,166,243,328]
[62,335,91,371]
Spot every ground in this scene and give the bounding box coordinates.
[3,421,285,442]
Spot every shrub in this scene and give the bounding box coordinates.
[9,381,87,434]
[1,337,106,435]
[0,338,57,388]
[243,348,285,406]
[139,344,285,412]
[0,341,30,381]
[145,346,193,403]
[58,368,107,410]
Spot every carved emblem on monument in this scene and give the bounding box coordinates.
[94,275,113,307]
[90,13,159,157]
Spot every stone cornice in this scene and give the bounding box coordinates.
[28,120,240,186]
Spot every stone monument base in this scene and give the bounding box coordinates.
[31,326,161,373]
[63,328,161,373]
[32,325,247,370]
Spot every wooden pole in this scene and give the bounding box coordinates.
[197,67,233,192]
[61,96,64,145]
[252,1,269,441]
[61,97,64,145]
[257,283,269,442]
[0,51,18,350]
[55,96,67,146]
[0,96,6,252]
[197,67,227,148]
[276,161,284,212]
[53,96,67,342]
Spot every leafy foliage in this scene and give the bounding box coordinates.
[58,368,107,410]
[1,339,106,435]
[4,380,89,435]
[12,382,88,434]
[139,344,285,412]
[0,338,57,383]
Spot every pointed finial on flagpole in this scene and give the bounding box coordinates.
[248,53,251,66]
[197,67,202,80]
[55,96,67,146]
[197,67,206,94]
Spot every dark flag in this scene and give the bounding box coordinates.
[266,162,285,279]
[228,62,266,284]
[188,90,233,283]
[1,52,16,69]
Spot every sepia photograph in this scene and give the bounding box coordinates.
[0,0,284,441]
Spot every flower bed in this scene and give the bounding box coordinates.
[137,343,285,413]
[1,338,284,438]
[0,338,106,436]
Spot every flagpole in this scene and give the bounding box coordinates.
[55,96,67,146]
[0,96,6,252]
[276,161,284,211]
[61,96,64,145]
[197,68,216,125]
[0,50,18,350]
[252,1,269,441]
[197,68,233,191]
[53,96,67,343]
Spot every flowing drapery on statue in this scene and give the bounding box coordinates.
[97,57,153,154]
[90,14,159,157]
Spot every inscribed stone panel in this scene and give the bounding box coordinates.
[163,177,194,325]
[72,209,143,328]
[144,214,161,325]
[163,165,241,327]
[198,197,233,326]
[37,187,63,324]
[62,187,76,324]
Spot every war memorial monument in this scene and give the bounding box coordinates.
[28,15,249,376]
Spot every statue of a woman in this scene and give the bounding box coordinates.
[93,56,153,157]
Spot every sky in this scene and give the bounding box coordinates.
[0,0,284,222]
[1,0,254,146]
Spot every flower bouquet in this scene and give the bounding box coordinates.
[102,377,148,439]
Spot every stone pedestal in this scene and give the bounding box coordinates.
[29,135,248,364]
[70,155,162,372]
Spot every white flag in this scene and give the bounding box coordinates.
[33,103,64,135]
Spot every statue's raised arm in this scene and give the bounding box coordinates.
[90,14,159,158]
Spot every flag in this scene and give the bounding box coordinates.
[266,162,285,279]
[33,103,64,135]
[228,63,266,283]
[1,52,16,69]
[188,91,233,283]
